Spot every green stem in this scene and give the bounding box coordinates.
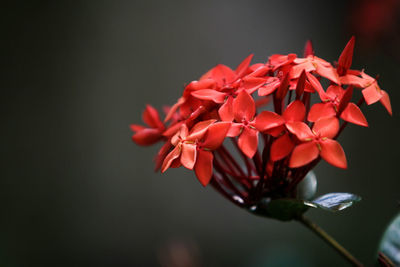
[297,215,364,267]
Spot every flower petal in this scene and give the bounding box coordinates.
[218,96,234,121]
[202,122,231,150]
[337,85,353,115]
[227,123,243,137]
[286,121,314,141]
[289,141,319,168]
[337,36,355,75]
[270,133,295,161]
[320,139,347,169]
[283,100,306,122]
[211,64,236,85]
[308,103,336,122]
[142,105,164,129]
[161,145,182,172]
[306,72,330,101]
[254,111,285,132]
[233,90,255,122]
[339,74,366,88]
[291,61,315,79]
[130,124,145,132]
[188,119,216,139]
[238,127,258,158]
[191,89,226,103]
[242,76,267,94]
[380,90,392,116]
[313,117,339,139]
[303,40,314,57]
[181,143,197,170]
[194,150,214,186]
[236,54,253,78]
[295,70,307,99]
[316,63,340,85]
[132,128,162,146]
[185,79,216,91]
[258,77,280,96]
[362,84,381,105]
[340,102,368,127]
[155,141,172,171]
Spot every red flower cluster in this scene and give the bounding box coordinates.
[131,37,391,207]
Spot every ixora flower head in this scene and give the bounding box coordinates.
[131,37,391,265]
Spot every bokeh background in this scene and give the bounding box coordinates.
[1,1,399,266]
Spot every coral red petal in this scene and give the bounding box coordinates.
[313,117,339,139]
[181,143,197,170]
[142,105,164,129]
[265,125,285,137]
[242,76,267,94]
[289,141,319,168]
[339,74,367,88]
[227,123,243,137]
[276,73,290,100]
[218,96,234,121]
[320,139,347,169]
[202,122,231,150]
[194,150,214,186]
[258,77,280,96]
[185,79,216,92]
[163,122,184,137]
[286,121,314,141]
[233,90,256,122]
[191,89,226,103]
[270,133,295,161]
[211,64,236,85]
[236,54,254,78]
[291,61,315,79]
[337,36,355,75]
[380,90,392,116]
[295,70,307,99]
[130,124,145,132]
[308,103,336,122]
[340,103,368,127]
[238,127,259,158]
[155,141,172,171]
[306,72,330,101]
[161,145,182,172]
[362,84,381,105]
[132,128,162,146]
[254,111,285,132]
[283,100,306,122]
[337,86,353,115]
[303,40,314,57]
[316,64,340,85]
[187,119,216,141]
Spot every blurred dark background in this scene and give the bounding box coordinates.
[1,1,399,266]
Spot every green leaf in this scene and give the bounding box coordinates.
[248,192,361,221]
[310,193,361,212]
[378,213,400,266]
[248,198,313,221]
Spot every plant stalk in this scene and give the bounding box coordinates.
[297,215,364,267]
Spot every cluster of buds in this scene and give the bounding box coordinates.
[131,37,391,208]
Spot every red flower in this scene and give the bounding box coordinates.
[131,105,165,145]
[360,72,392,115]
[131,37,390,209]
[161,120,230,186]
[287,117,347,169]
[308,85,368,127]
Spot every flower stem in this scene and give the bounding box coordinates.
[297,215,364,267]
